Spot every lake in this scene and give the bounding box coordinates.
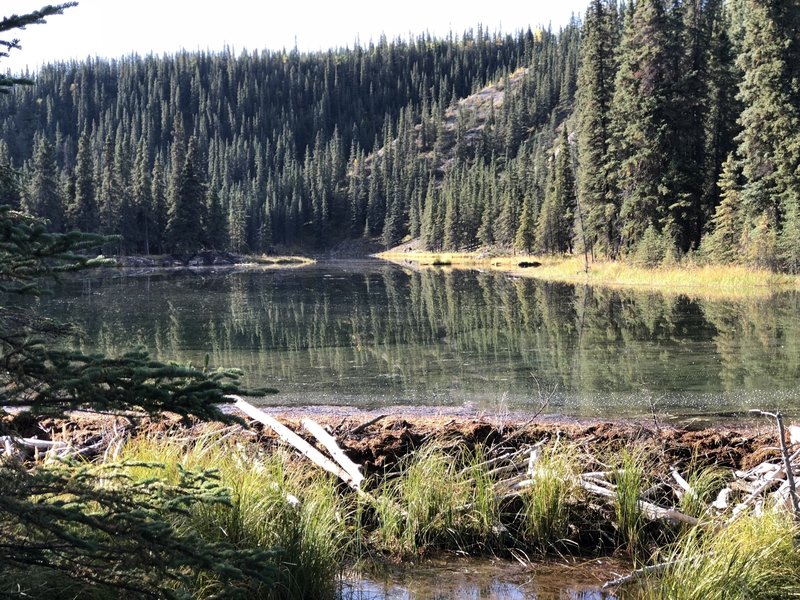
[31,260,800,420]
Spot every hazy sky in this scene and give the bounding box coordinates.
[2,0,588,72]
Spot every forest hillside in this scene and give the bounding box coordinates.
[3,0,799,271]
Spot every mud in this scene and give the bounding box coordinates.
[5,404,779,476]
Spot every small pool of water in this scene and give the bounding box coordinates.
[341,558,622,599]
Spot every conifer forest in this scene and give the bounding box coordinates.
[4,0,798,271]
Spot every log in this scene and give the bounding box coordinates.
[749,410,800,518]
[302,418,364,488]
[579,478,699,526]
[230,397,359,489]
[602,561,674,589]
[349,414,388,436]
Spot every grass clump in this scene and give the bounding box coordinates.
[640,511,800,600]
[374,442,500,557]
[520,443,580,550]
[677,466,728,520]
[120,432,348,600]
[614,449,645,554]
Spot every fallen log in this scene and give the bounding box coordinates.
[230,397,359,489]
[302,418,364,488]
[580,478,699,526]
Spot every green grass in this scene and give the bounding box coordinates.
[520,443,580,550]
[677,466,729,520]
[120,432,349,600]
[373,442,501,557]
[614,449,646,554]
[639,511,800,599]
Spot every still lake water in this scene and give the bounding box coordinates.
[32,259,800,420]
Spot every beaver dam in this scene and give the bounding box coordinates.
[4,399,800,599]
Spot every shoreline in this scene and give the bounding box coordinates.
[376,250,800,299]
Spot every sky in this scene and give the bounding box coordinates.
[2,0,588,72]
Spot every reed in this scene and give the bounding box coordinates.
[677,466,728,520]
[373,442,500,556]
[120,433,348,600]
[640,511,800,599]
[520,443,580,550]
[615,449,645,554]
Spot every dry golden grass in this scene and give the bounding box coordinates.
[377,251,800,300]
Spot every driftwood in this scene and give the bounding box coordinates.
[302,418,364,488]
[579,478,699,526]
[230,397,361,490]
[750,410,800,519]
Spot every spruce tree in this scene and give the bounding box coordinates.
[736,0,800,271]
[0,7,278,594]
[576,0,619,258]
[69,131,97,232]
[514,192,537,253]
[612,0,675,250]
[167,135,205,253]
[702,153,743,264]
[24,135,64,232]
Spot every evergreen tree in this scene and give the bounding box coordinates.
[205,175,227,250]
[576,0,619,258]
[536,129,576,254]
[150,158,167,253]
[131,137,152,254]
[0,7,278,594]
[736,0,800,271]
[24,135,63,231]
[167,135,205,253]
[69,131,96,232]
[702,153,743,263]
[514,192,537,253]
[610,0,683,252]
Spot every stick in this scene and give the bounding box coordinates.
[602,561,673,589]
[749,410,800,519]
[671,468,695,500]
[580,479,699,526]
[349,414,388,436]
[302,418,364,488]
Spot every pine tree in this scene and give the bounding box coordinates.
[150,158,168,254]
[1,7,278,594]
[24,135,64,232]
[702,153,743,264]
[131,137,152,254]
[610,0,682,252]
[0,140,21,209]
[205,175,227,250]
[69,131,97,232]
[576,0,619,259]
[736,0,800,271]
[514,193,537,253]
[167,135,205,253]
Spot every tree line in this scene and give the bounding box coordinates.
[3,0,799,272]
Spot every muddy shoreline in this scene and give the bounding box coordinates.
[7,406,781,475]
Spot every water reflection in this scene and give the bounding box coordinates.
[342,559,616,599]
[30,260,800,418]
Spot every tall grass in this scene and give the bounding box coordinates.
[520,443,580,550]
[120,433,349,600]
[677,466,728,520]
[373,442,500,556]
[378,251,800,299]
[615,449,645,554]
[640,511,800,599]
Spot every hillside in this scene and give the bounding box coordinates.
[3,0,800,272]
